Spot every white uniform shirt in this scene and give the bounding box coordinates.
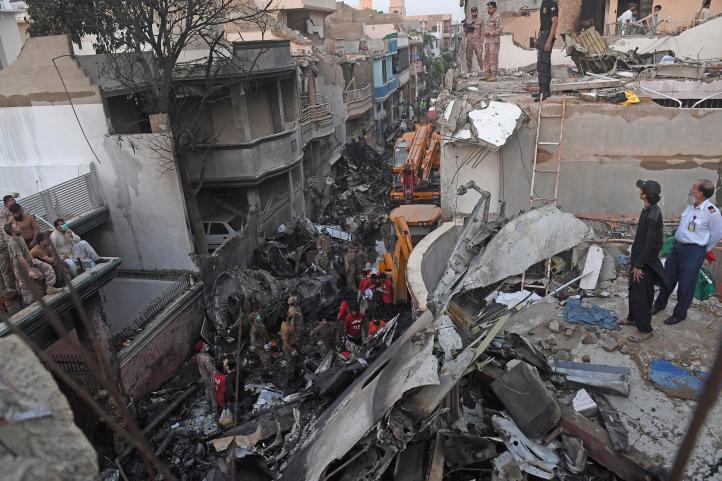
[675,198,722,252]
[617,9,636,23]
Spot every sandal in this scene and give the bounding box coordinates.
[619,319,635,326]
[627,331,653,343]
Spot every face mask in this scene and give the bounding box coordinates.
[14,213,23,221]
[688,193,697,205]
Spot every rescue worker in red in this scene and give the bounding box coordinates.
[343,303,364,343]
[213,357,229,411]
[378,272,394,318]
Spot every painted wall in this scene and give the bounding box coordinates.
[0,10,22,68]
[0,104,103,195]
[90,135,197,271]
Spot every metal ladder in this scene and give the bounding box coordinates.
[521,98,567,294]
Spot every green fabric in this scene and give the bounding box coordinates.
[660,234,676,258]
[695,267,716,301]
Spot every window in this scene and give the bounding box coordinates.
[382,59,388,84]
[208,223,229,235]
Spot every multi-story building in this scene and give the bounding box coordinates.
[389,0,405,16]
[404,14,453,50]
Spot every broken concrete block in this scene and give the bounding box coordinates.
[572,389,598,417]
[564,328,575,337]
[581,332,598,345]
[600,336,618,352]
[491,362,561,439]
[549,320,560,333]
[620,343,633,355]
[582,354,591,363]
[554,352,573,361]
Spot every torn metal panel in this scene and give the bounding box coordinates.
[435,314,463,361]
[552,360,631,397]
[491,414,560,480]
[280,312,437,481]
[590,392,629,453]
[454,205,591,297]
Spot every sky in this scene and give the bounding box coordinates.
[360,0,465,22]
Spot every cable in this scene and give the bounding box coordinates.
[52,55,103,164]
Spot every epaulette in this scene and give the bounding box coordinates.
[708,206,717,213]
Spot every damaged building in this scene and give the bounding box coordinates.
[1,1,722,481]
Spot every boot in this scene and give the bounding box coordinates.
[486,75,497,82]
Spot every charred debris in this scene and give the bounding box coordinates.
[106,149,667,481]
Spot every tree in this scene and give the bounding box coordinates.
[26,0,276,254]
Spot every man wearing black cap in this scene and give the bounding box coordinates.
[622,180,666,342]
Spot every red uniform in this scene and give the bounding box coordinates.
[343,312,364,339]
[382,278,393,305]
[337,299,349,320]
[213,372,227,408]
[368,319,386,337]
[358,277,373,294]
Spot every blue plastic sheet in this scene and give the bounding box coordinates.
[649,359,708,400]
[563,298,619,330]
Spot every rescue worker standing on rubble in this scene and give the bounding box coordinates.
[622,180,667,343]
[483,2,503,82]
[195,342,216,410]
[287,296,305,345]
[464,6,484,74]
[652,179,722,326]
[311,318,338,358]
[533,0,559,102]
[250,313,271,369]
[280,308,300,383]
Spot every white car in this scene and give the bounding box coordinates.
[203,215,245,251]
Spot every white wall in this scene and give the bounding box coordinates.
[0,11,22,68]
[608,16,722,60]
[440,140,502,220]
[92,135,197,272]
[0,104,105,195]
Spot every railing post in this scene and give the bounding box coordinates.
[40,190,57,224]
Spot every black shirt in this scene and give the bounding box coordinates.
[631,204,664,269]
[540,0,559,31]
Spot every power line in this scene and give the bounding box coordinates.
[52,55,103,165]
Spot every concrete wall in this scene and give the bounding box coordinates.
[0,104,104,195]
[316,56,348,167]
[119,287,205,399]
[440,140,503,219]
[608,16,722,61]
[0,10,22,69]
[91,135,197,271]
[499,101,722,220]
[406,221,460,316]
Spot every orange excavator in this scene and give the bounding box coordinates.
[378,204,441,305]
[390,124,441,204]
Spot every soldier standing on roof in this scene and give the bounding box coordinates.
[483,1,503,82]
[287,296,305,345]
[464,7,484,74]
[533,0,559,102]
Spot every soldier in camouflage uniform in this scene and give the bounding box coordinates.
[0,195,17,293]
[464,7,485,73]
[4,222,60,304]
[483,2,503,82]
[287,296,305,345]
[195,343,216,409]
[250,313,271,369]
[311,318,338,358]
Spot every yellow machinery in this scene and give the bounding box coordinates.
[378,204,442,305]
[390,124,441,204]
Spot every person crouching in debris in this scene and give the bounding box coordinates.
[483,2,503,82]
[311,318,338,358]
[622,180,667,343]
[195,342,216,410]
[250,313,271,369]
[287,296,305,345]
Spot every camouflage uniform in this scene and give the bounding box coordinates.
[287,300,304,345]
[196,352,216,407]
[464,17,485,72]
[311,321,338,358]
[8,236,56,305]
[484,13,503,78]
[250,316,271,368]
[0,207,16,292]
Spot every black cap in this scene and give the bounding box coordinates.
[636,179,661,197]
[487,1,497,7]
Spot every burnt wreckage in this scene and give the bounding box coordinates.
[112,182,667,481]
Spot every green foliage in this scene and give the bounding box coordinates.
[25,0,106,46]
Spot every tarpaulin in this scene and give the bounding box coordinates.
[563,298,619,330]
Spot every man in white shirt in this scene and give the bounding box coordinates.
[652,179,722,325]
[50,218,101,277]
[617,2,638,24]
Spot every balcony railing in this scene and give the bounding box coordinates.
[18,171,108,234]
[344,84,373,102]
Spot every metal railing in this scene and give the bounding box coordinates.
[604,18,708,36]
[344,84,373,102]
[112,273,194,351]
[299,95,332,124]
[18,171,105,227]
